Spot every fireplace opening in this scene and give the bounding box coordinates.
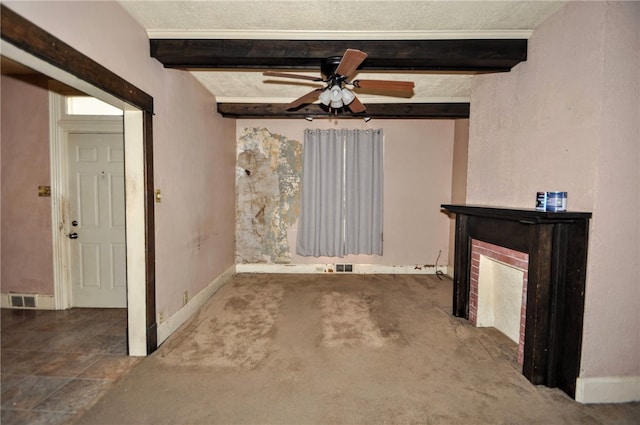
[470,239,529,365]
[478,257,524,342]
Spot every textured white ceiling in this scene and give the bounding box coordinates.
[119,1,566,104]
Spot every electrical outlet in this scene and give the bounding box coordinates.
[183,291,189,306]
[158,311,164,324]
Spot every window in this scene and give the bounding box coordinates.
[65,96,123,116]
[297,129,383,257]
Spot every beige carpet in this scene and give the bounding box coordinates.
[75,274,639,424]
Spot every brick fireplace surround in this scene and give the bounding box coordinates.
[441,205,592,399]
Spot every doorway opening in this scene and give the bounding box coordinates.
[52,94,127,309]
[1,14,157,356]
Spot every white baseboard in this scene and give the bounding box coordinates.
[235,263,448,275]
[575,376,640,403]
[1,293,55,310]
[157,265,236,345]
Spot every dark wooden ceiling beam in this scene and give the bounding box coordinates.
[217,103,470,119]
[1,4,153,112]
[151,39,527,72]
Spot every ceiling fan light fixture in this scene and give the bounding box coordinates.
[266,49,415,115]
[318,89,331,106]
[341,88,355,105]
[329,85,343,102]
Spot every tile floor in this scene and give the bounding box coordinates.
[1,308,141,425]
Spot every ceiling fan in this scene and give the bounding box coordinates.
[263,49,415,114]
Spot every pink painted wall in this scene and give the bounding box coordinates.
[451,120,469,205]
[467,2,639,379]
[4,1,237,319]
[448,119,469,272]
[1,75,53,295]
[237,119,455,266]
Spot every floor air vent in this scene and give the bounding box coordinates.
[9,294,37,308]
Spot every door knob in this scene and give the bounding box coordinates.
[68,232,79,239]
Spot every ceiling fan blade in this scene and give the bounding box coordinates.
[263,71,323,82]
[287,89,323,110]
[348,96,366,114]
[335,49,368,78]
[352,79,415,92]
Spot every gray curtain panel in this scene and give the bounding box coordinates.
[297,128,383,257]
[344,129,384,255]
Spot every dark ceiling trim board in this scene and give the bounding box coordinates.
[1,4,154,113]
[150,39,527,72]
[217,102,470,119]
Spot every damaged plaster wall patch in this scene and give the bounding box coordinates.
[236,127,302,263]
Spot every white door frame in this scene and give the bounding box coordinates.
[2,40,149,356]
[50,96,125,309]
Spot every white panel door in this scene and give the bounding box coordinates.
[68,132,126,307]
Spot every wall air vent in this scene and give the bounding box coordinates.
[9,294,37,308]
[335,264,353,273]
